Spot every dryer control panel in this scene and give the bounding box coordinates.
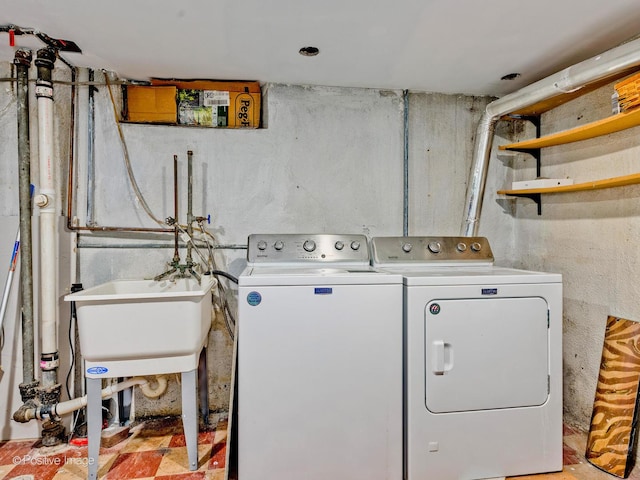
[371,236,493,265]
[247,233,370,265]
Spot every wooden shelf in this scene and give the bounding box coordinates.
[498,172,640,195]
[499,107,640,151]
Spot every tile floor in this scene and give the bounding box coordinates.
[0,420,639,480]
[0,415,228,480]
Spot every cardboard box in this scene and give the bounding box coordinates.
[125,86,177,123]
[151,79,261,128]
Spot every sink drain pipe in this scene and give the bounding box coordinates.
[14,376,168,422]
[33,47,66,445]
[14,50,39,405]
[461,36,640,236]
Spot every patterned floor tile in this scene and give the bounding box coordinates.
[204,470,226,480]
[155,473,207,479]
[207,442,225,470]
[563,443,581,466]
[509,471,578,479]
[155,445,213,475]
[121,434,172,454]
[102,450,164,479]
[168,431,216,449]
[0,464,16,479]
[49,451,118,480]
[0,440,36,466]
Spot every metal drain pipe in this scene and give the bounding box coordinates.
[461,36,640,236]
[34,47,65,445]
[14,50,39,403]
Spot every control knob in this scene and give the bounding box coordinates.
[470,242,482,252]
[456,242,467,252]
[402,243,412,253]
[257,240,267,251]
[427,241,441,254]
[350,241,361,251]
[335,241,344,250]
[303,240,316,252]
[274,240,285,251]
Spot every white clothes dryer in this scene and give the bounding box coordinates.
[371,236,562,480]
[238,234,403,480]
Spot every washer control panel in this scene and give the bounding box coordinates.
[371,236,493,265]
[247,234,370,264]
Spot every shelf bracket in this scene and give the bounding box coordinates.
[505,114,542,176]
[507,192,542,215]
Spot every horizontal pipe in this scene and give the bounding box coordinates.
[70,225,172,233]
[13,375,168,422]
[76,242,247,250]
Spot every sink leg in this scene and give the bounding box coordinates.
[87,377,102,480]
[182,369,198,471]
[198,347,209,425]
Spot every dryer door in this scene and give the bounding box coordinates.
[425,297,549,413]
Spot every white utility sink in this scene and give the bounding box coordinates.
[65,276,216,377]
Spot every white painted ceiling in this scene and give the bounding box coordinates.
[2,0,640,96]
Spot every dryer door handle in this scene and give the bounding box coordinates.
[432,340,453,375]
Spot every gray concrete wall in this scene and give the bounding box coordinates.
[0,62,499,430]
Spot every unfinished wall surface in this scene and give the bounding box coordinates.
[0,60,501,433]
[486,80,640,430]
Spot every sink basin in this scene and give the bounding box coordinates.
[64,276,215,377]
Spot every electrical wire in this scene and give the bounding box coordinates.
[207,270,239,284]
[65,304,76,400]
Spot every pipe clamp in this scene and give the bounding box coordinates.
[35,85,53,98]
[40,357,59,371]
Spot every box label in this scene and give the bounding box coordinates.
[203,90,230,107]
[235,93,255,127]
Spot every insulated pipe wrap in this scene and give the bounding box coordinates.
[461,36,640,236]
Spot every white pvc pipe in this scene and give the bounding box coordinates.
[17,375,169,421]
[36,79,58,361]
[461,36,640,236]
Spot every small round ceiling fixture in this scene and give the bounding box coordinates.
[299,46,320,57]
[501,72,521,81]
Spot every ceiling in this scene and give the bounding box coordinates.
[2,0,640,96]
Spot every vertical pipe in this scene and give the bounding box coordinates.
[34,48,59,387]
[402,89,409,236]
[461,114,497,236]
[35,47,65,446]
[186,150,194,265]
[173,155,180,263]
[86,69,96,226]
[14,49,36,386]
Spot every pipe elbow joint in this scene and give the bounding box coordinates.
[139,375,168,399]
[12,404,36,423]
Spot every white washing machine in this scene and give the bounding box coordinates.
[371,236,562,480]
[238,234,403,480]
